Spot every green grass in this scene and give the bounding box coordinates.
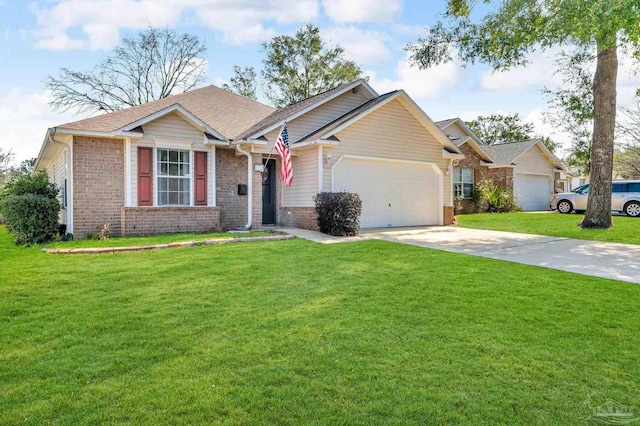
[1,225,639,424]
[457,212,640,245]
[44,231,273,249]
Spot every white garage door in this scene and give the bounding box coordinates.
[333,157,441,228]
[514,174,552,211]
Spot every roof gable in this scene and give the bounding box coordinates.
[297,90,462,154]
[483,139,561,168]
[121,104,225,140]
[55,85,275,140]
[235,79,378,140]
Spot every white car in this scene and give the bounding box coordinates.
[550,180,640,217]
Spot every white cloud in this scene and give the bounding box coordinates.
[479,49,564,92]
[480,47,640,106]
[524,108,572,154]
[31,0,320,50]
[324,26,390,65]
[322,0,402,23]
[0,89,78,162]
[366,53,460,99]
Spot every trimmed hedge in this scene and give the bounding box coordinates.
[314,192,362,236]
[1,194,60,245]
[0,171,60,245]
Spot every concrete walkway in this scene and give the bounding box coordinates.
[280,226,640,284]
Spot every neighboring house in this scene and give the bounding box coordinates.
[35,80,463,237]
[436,118,564,212]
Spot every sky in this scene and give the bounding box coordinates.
[1,0,639,164]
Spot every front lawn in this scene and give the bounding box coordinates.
[457,212,640,245]
[1,225,639,424]
[44,231,273,249]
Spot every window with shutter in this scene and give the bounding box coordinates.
[138,147,153,206]
[194,151,207,206]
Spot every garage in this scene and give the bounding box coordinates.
[514,173,552,211]
[333,156,442,228]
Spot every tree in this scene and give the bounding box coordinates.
[466,113,534,145]
[465,113,558,152]
[261,24,364,107]
[222,66,258,100]
[615,100,640,178]
[617,100,640,145]
[543,50,595,175]
[408,0,640,229]
[614,146,640,178]
[45,27,207,114]
[0,148,15,185]
[10,158,36,179]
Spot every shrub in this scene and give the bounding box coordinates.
[314,192,362,236]
[1,194,60,245]
[473,179,520,213]
[0,171,60,245]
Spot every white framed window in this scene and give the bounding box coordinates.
[157,149,190,206]
[453,167,474,198]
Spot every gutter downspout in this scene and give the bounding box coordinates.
[235,144,253,229]
[47,128,73,233]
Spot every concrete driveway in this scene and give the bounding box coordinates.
[282,226,640,284]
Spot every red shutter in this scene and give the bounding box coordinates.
[138,147,153,206]
[194,151,207,206]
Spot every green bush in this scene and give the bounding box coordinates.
[473,179,520,213]
[0,171,60,245]
[314,192,362,236]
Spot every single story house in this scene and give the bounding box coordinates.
[35,79,464,237]
[435,118,564,212]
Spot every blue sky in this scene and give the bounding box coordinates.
[1,0,639,163]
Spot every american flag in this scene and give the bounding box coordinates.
[274,123,293,186]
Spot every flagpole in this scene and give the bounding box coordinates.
[262,121,286,174]
[260,122,286,202]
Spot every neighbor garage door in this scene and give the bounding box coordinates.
[333,157,441,228]
[514,173,552,211]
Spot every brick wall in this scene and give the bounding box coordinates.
[121,207,220,236]
[454,143,488,214]
[443,206,455,226]
[216,148,248,230]
[73,136,125,237]
[278,206,319,231]
[487,167,514,192]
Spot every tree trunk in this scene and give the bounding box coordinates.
[581,43,617,229]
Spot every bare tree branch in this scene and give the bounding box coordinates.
[45,27,207,114]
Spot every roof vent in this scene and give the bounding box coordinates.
[352,87,359,94]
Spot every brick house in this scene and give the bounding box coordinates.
[35,80,464,237]
[435,118,563,212]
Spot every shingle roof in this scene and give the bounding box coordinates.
[56,85,275,140]
[294,91,399,143]
[482,139,540,165]
[234,79,372,140]
[435,118,459,129]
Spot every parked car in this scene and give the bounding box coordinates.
[550,180,640,217]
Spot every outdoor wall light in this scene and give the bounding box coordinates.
[323,154,333,168]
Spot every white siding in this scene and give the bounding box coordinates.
[513,145,555,176]
[130,112,210,206]
[51,151,68,224]
[513,144,556,211]
[282,147,319,206]
[322,98,453,206]
[263,91,371,148]
[443,121,471,139]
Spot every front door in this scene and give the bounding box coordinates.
[262,159,276,225]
